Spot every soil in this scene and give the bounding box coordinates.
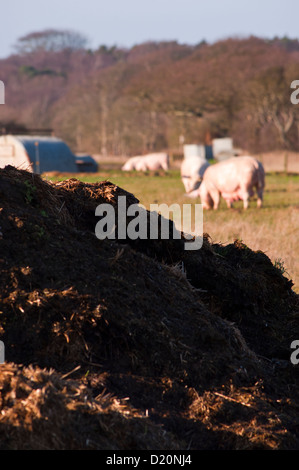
[0,165,298,450]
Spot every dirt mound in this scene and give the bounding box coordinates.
[0,165,298,450]
[0,363,183,450]
[182,239,298,360]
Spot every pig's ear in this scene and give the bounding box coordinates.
[196,178,203,188]
[192,178,202,191]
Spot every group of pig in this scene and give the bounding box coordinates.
[122,152,265,210]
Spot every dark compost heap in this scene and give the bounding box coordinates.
[0,165,298,450]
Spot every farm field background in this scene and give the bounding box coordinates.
[45,169,299,293]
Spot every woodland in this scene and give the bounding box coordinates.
[1,30,299,156]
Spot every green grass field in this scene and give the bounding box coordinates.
[45,170,299,292]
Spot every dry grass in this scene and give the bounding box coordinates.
[45,169,299,292]
[203,207,299,292]
[200,172,299,292]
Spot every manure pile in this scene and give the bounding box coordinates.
[0,165,298,450]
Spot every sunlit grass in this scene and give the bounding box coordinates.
[44,170,299,292]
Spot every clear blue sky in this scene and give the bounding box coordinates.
[0,0,298,58]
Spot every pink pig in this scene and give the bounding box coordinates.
[187,156,265,210]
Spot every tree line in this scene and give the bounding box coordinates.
[1,29,299,156]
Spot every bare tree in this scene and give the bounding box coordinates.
[13,29,89,54]
[245,66,296,148]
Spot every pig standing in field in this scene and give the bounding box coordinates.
[122,153,169,171]
[121,156,139,171]
[187,156,265,210]
[180,156,210,193]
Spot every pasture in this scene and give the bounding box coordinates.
[46,169,299,292]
